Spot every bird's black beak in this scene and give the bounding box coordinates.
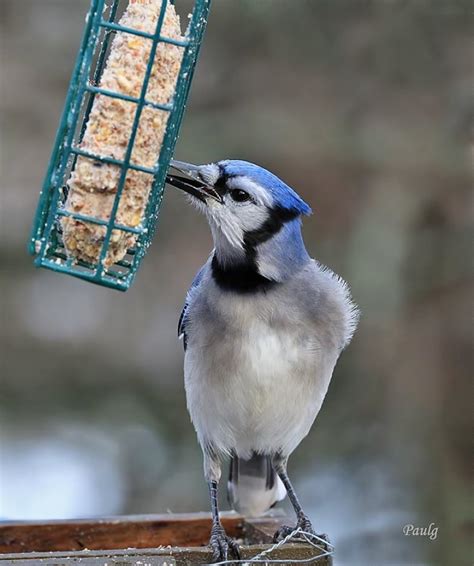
[166,160,223,204]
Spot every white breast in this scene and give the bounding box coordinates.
[184,304,337,459]
[242,320,303,382]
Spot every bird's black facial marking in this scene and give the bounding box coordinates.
[213,172,231,199]
[211,205,300,294]
[214,173,255,205]
[244,206,299,251]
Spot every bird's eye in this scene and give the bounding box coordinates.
[230,189,251,203]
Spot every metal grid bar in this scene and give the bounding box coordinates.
[69,146,158,175]
[44,243,134,274]
[56,209,146,235]
[85,84,174,112]
[46,246,133,268]
[99,20,191,46]
[39,258,130,290]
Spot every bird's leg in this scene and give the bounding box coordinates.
[272,454,317,543]
[204,447,241,563]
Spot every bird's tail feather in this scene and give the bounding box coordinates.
[227,453,286,517]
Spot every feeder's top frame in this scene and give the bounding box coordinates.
[29,0,211,291]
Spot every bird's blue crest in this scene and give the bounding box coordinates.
[220,160,312,216]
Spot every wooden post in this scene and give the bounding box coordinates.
[0,513,332,565]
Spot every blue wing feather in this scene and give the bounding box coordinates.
[179,265,206,350]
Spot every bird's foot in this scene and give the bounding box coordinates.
[296,513,317,537]
[209,522,241,563]
[273,514,329,550]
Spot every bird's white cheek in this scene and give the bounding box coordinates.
[237,206,269,233]
[208,208,245,251]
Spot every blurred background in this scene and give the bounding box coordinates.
[0,0,472,564]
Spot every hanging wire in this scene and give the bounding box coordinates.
[203,527,334,566]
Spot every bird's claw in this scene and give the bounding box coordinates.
[273,515,329,551]
[296,514,318,537]
[209,523,241,563]
[272,524,294,543]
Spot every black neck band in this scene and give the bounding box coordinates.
[211,206,300,294]
[211,255,275,294]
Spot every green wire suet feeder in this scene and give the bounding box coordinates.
[29,0,211,291]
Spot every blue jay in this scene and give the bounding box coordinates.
[166,159,359,563]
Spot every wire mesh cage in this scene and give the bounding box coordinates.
[29,0,211,291]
